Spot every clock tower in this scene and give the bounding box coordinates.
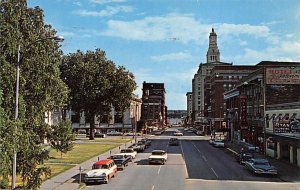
[206,28,220,63]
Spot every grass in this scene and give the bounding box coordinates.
[77,138,133,144]
[47,143,119,164]
[45,143,120,178]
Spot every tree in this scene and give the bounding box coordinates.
[61,49,116,140]
[0,1,68,188]
[61,50,136,140]
[50,120,75,158]
[110,67,136,136]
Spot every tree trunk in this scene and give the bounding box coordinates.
[122,112,124,139]
[89,113,95,140]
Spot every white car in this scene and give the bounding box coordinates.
[173,131,183,136]
[148,150,168,165]
[213,140,225,147]
[120,148,137,159]
[84,159,117,184]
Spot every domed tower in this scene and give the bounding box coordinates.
[206,28,220,63]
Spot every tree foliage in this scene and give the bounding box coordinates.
[61,49,136,139]
[50,120,75,158]
[0,0,68,188]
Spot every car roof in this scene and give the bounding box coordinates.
[94,159,113,165]
[251,158,269,162]
[152,150,166,153]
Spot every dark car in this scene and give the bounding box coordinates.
[169,138,179,146]
[244,158,278,175]
[108,154,131,170]
[129,143,145,152]
[236,152,254,164]
[138,139,151,148]
[291,121,300,133]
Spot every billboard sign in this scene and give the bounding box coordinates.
[240,95,248,130]
[266,67,300,84]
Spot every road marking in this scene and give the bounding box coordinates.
[202,155,207,162]
[151,185,155,190]
[211,168,218,178]
[180,140,185,160]
[158,165,162,174]
[192,142,202,154]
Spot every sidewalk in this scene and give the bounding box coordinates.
[225,141,300,182]
[40,139,136,190]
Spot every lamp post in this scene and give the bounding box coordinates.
[243,81,266,155]
[12,35,64,189]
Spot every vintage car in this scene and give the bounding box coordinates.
[169,138,179,146]
[129,142,145,152]
[173,131,183,136]
[108,154,131,170]
[139,138,151,148]
[148,150,168,165]
[213,140,225,148]
[120,148,137,159]
[244,158,278,175]
[84,159,117,184]
[235,152,254,165]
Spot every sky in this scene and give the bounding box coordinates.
[28,0,300,110]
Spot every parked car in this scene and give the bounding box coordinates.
[244,158,278,175]
[148,150,168,165]
[128,143,145,152]
[209,139,215,145]
[169,138,179,146]
[196,130,205,136]
[173,131,183,136]
[120,148,137,159]
[213,140,225,147]
[84,159,117,184]
[107,131,122,136]
[235,152,254,165]
[108,154,131,170]
[153,130,163,135]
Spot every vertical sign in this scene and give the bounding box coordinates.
[240,95,248,130]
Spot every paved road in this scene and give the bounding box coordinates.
[84,127,299,190]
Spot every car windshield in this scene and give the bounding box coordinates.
[255,161,270,166]
[114,160,123,164]
[92,164,109,169]
[111,155,123,159]
[152,151,165,155]
[121,149,132,153]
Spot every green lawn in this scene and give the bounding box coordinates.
[47,143,119,164]
[78,138,133,144]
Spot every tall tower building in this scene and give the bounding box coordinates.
[206,28,220,63]
[191,28,231,125]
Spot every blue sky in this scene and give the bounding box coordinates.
[28,0,300,110]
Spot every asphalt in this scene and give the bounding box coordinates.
[40,135,299,190]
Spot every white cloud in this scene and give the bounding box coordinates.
[151,51,193,62]
[101,14,210,44]
[90,0,127,4]
[75,6,133,17]
[101,13,278,46]
[234,40,300,64]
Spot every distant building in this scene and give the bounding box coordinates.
[69,94,142,134]
[186,92,193,124]
[141,81,167,129]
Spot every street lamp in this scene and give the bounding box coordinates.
[243,81,266,155]
[12,35,64,189]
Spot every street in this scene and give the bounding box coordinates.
[84,127,298,190]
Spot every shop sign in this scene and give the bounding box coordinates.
[266,67,300,84]
[240,95,248,130]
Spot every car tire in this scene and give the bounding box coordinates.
[104,176,109,184]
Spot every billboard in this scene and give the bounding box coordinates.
[266,67,300,84]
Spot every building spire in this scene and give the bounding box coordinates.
[206,28,220,63]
